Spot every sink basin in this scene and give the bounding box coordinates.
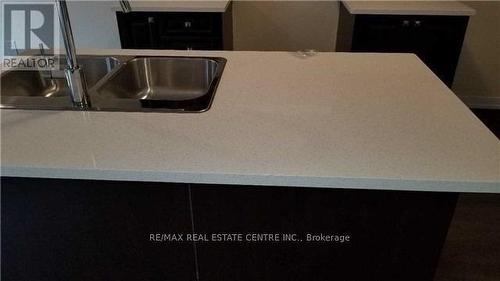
[1,55,226,113]
[92,57,226,112]
[1,56,121,109]
[1,70,69,98]
[78,56,122,87]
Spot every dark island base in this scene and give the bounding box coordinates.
[1,177,458,281]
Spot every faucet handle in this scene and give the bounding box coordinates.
[39,43,46,56]
[11,41,19,55]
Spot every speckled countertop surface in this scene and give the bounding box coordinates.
[1,49,498,192]
[342,1,475,16]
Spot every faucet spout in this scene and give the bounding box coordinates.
[55,0,131,109]
[55,0,90,108]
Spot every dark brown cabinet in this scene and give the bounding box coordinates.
[1,177,196,281]
[116,5,233,51]
[116,13,158,49]
[336,2,470,87]
[2,177,457,281]
[189,184,457,281]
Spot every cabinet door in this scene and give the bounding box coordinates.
[410,16,468,86]
[1,177,196,281]
[159,12,221,36]
[117,12,225,51]
[352,15,414,53]
[190,184,457,281]
[352,15,468,87]
[117,12,157,49]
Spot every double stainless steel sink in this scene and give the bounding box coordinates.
[1,56,226,112]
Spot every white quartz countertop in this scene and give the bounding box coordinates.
[342,1,475,16]
[113,0,231,12]
[1,49,499,193]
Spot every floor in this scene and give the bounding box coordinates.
[434,109,500,281]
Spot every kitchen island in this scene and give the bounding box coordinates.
[1,49,499,281]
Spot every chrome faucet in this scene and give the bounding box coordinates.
[55,0,131,109]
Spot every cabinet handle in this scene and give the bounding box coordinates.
[184,21,192,28]
[414,20,422,27]
[147,17,155,47]
[402,20,410,27]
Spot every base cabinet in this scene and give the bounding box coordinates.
[336,2,469,87]
[1,177,457,281]
[190,184,457,281]
[1,177,196,281]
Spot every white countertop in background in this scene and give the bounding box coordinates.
[113,0,231,12]
[342,1,475,16]
[1,49,498,193]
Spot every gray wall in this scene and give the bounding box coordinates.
[452,1,500,105]
[66,0,122,49]
[233,1,338,51]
